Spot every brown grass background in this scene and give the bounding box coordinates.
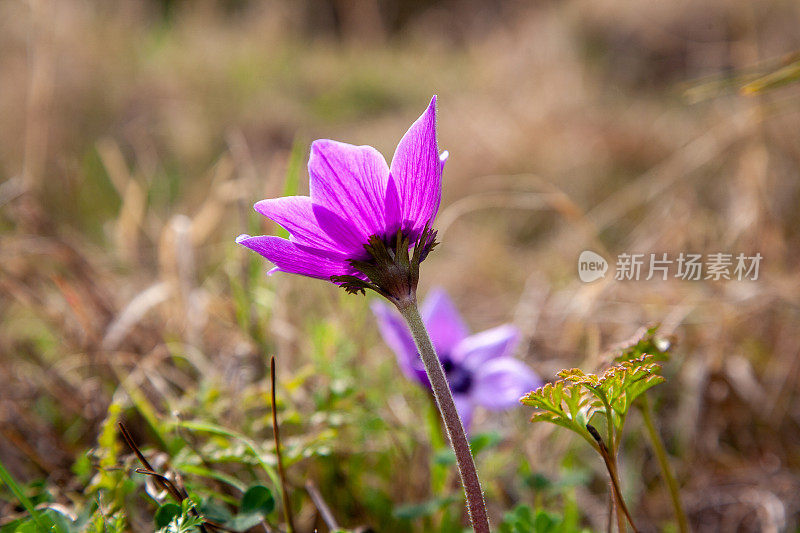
[2,0,800,531]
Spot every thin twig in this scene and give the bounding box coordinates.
[305,480,340,531]
[118,423,182,502]
[118,422,210,533]
[270,356,295,533]
[134,468,187,502]
[136,467,240,533]
[587,424,639,533]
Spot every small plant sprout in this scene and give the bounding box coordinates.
[372,287,541,431]
[238,97,492,531]
[521,350,667,532]
[611,325,688,533]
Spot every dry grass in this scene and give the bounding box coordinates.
[1,0,800,531]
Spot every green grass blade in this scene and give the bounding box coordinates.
[0,460,55,532]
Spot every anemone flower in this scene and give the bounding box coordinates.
[236,96,446,307]
[372,288,541,431]
[237,97,493,531]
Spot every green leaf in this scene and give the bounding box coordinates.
[533,509,562,532]
[559,354,665,421]
[224,485,275,532]
[499,504,536,533]
[499,505,583,533]
[198,499,233,524]
[240,485,275,516]
[512,504,535,527]
[11,521,41,533]
[524,472,552,491]
[521,381,597,439]
[469,431,502,455]
[227,513,264,532]
[596,355,665,416]
[154,503,181,529]
[393,496,456,520]
[524,355,665,439]
[155,501,204,533]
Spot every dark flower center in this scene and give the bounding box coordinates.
[442,358,472,394]
[330,224,439,308]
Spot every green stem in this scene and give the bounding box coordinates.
[604,450,637,532]
[397,299,490,533]
[611,480,625,533]
[639,395,689,533]
[595,390,616,453]
[587,424,638,533]
[615,412,628,456]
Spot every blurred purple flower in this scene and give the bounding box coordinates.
[371,288,541,431]
[236,96,447,302]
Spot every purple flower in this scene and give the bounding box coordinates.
[371,288,542,431]
[237,96,447,305]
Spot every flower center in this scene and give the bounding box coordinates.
[442,358,472,394]
[330,224,439,308]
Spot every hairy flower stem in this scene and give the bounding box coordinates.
[397,299,490,533]
[639,395,688,533]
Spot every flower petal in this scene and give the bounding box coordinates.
[470,357,542,411]
[370,300,428,385]
[389,96,444,233]
[308,139,390,241]
[453,324,520,369]
[254,196,354,256]
[235,234,348,280]
[311,203,372,256]
[383,173,403,236]
[421,288,470,356]
[453,394,474,434]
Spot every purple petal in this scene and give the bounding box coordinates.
[421,288,470,356]
[453,325,520,369]
[389,96,445,234]
[235,234,348,280]
[370,300,428,386]
[383,173,403,236]
[470,357,542,411]
[311,203,372,256]
[308,139,390,242]
[453,394,474,434]
[254,196,353,257]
